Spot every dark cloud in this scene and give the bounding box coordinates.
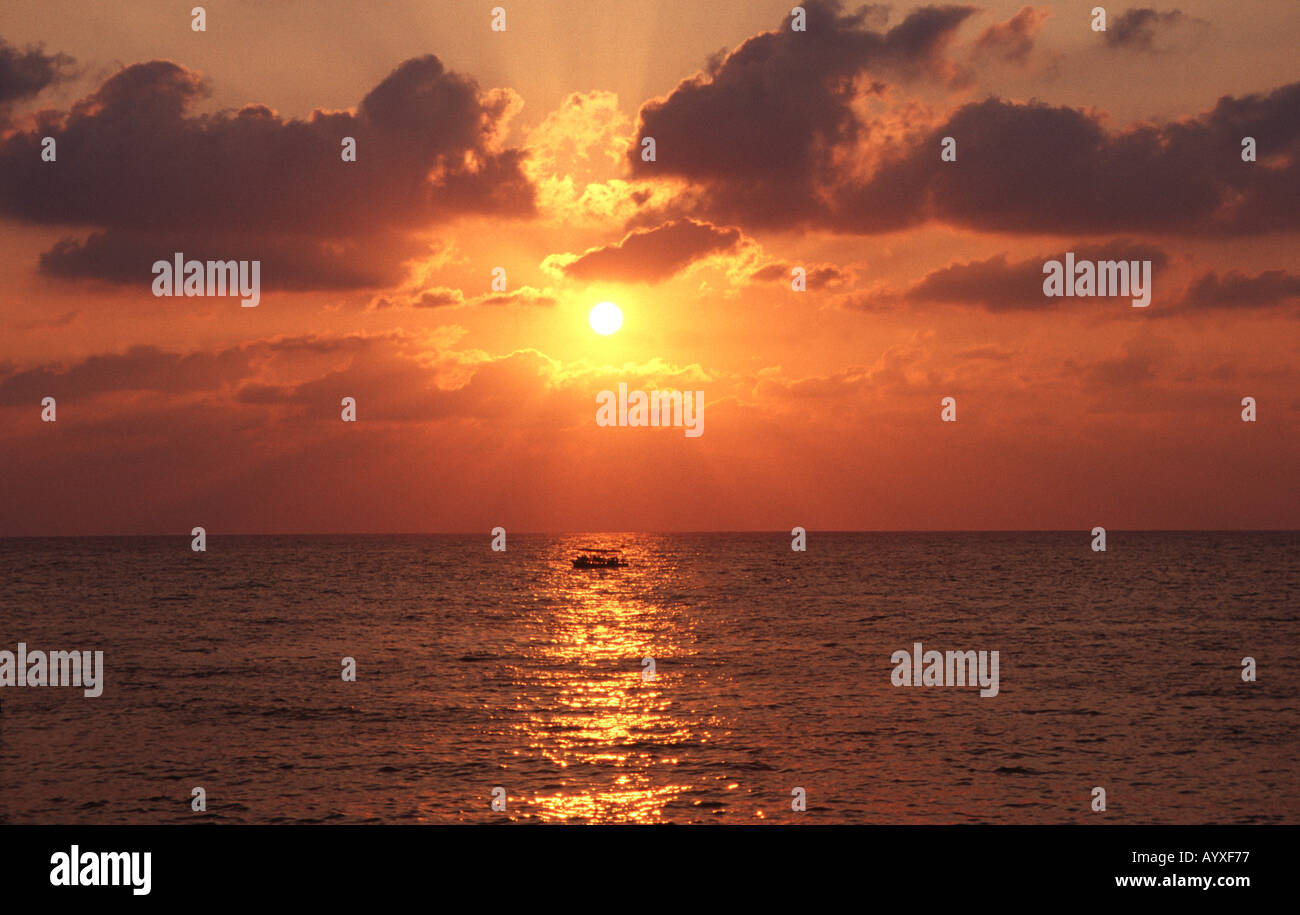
[1081,336,1175,388]
[263,335,378,355]
[410,289,466,308]
[848,85,1300,234]
[475,287,558,307]
[624,1,1299,237]
[0,37,73,111]
[229,339,570,425]
[1104,8,1199,52]
[551,219,743,283]
[36,228,406,290]
[973,6,1048,64]
[18,309,79,331]
[855,249,1300,318]
[906,253,1043,307]
[1178,269,1300,311]
[881,84,1300,235]
[750,261,848,290]
[0,55,535,288]
[626,1,976,224]
[369,287,466,309]
[849,241,1168,311]
[0,344,252,405]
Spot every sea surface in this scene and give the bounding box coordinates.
[0,532,1296,824]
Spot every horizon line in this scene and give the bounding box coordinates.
[2,528,1298,539]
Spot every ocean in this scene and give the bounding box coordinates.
[1,532,1296,824]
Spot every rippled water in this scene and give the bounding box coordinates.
[1,532,1296,823]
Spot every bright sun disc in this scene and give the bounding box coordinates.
[589,301,623,335]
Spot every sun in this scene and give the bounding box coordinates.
[588,301,623,335]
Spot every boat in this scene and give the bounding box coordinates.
[572,548,627,569]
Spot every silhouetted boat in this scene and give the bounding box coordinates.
[572,548,626,569]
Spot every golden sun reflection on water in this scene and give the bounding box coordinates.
[503,542,708,822]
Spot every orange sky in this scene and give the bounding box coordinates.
[1,0,1297,534]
